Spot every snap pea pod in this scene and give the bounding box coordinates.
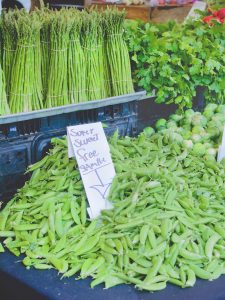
[205,233,221,261]
[61,263,82,278]
[0,242,4,252]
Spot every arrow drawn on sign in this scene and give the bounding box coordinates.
[90,168,112,199]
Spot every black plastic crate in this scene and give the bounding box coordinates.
[138,87,205,132]
[0,137,33,200]
[0,92,145,201]
[0,92,143,138]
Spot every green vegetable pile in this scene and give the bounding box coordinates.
[1,103,225,291]
[0,7,133,115]
[155,103,225,158]
[125,17,225,108]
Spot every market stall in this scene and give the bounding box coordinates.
[0,1,225,300]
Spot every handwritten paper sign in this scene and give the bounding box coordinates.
[67,122,115,219]
[217,126,225,162]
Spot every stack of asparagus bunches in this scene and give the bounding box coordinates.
[2,104,225,291]
[0,7,134,115]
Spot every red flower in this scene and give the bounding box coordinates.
[203,15,214,25]
[217,8,225,19]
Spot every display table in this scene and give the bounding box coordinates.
[89,3,152,22]
[1,251,225,300]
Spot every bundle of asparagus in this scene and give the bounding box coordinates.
[45,9,71,108]
[2,9,19,98]
[9,10,43,113]
[82,12,104,101]
[104,9,134,96]
[68,10,86,103]
[0,65,10,115]
[39,8,52,101]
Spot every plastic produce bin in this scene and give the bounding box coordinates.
[0,91,146,201]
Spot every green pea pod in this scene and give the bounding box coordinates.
[148,228,157,248]
[115,220,144,230]
[70,200,81,225]
[129,263,148,275]
[0,242,4,253]
[75,234,100,256]
[132,234,140,245]
[144,256,163,283]
[48,229,56,246]
[100,242,118,255]
[55,207,64,238]
[61,263,82,278]
[185,267,196,287]
[180,266,186,285]
[114,272,142,285]
[146,275,168,285]
[72,234,88,253]
[165,189,177,206]
[48,202,55,234]
[13,211,24,226]
[0,210,11,231]
[161,219,170,240]
[122,236,130,252]
[34,264,53,270]
[168,240,184,266]
[23,257,32,267]
[49,256,68,273]
[28,156,49,172]
[90,275,106,288]
[80,258,95,278]
[168,278,183,287]
[104,232,130,239]
[80,196,87,225]
[101,251,114,264]
[214,225,225,239]
[179,248,204,261]
[205,233,221,261]
[30,169,41,185]
[189,264,212,280]
[206,259,219,273]
[104,273,126,289]
[210,264,224,281]
[144,241,167,258]
[52,235,67,254]
[159,265,168,276]
[136,281,167,291]
[85,220,98,236]
[84,256,105,278]
[0,231,15,237]
[114,239,123,255]
[105,239,116,248]
[140,224,149,246]
[165,264,180,279]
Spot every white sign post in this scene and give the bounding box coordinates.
[185,1,207,21]
[67,122,115,219]
[217,126,225,162]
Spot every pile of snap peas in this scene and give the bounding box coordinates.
[1,108,225,291]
